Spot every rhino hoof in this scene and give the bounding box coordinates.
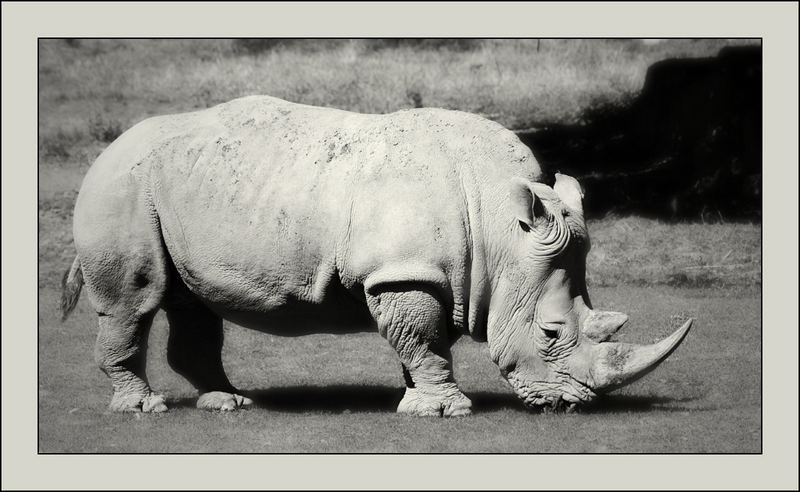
[197,391,253,412]
[444,404,473,417]
[109,392,168,413]
[397,387,472,417]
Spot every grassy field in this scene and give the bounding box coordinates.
[39,283,760,453]
[38,39,761,453]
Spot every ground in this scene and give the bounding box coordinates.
[39,282,759,453]
[37,39,761,453]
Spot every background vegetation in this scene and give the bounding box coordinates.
[39,38,759,157]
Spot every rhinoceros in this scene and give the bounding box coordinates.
[60,95,692,416]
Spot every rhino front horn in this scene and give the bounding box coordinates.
[588,318,693,392]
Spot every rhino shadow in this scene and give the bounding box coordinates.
[469,392,699,414]
[247,385,403,413]
[581,394,701,414]
[167,385,404,413]
[168,386,697,414]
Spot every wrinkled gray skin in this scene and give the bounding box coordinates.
[61,96,691,416]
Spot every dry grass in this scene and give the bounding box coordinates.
[587,216,761,289]
[39,38,758,166]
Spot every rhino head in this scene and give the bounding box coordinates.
[488,173,692,412]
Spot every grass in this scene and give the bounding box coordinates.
[39,284,760,453]
[37,38,761,453]
[586,216,761,289]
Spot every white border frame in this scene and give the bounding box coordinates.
[4,2,798,490]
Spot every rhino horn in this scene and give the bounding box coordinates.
[583,310,629,342]
[553,173,584,214]
[587,318,693,392]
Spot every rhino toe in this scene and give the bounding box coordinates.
[443,399,473,417]
[141,393,168,413]
[197,391,253,411]
[108,391,168,413]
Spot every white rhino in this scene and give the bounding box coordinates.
[61,95,692,416]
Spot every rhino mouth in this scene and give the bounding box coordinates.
[504,370,597,413]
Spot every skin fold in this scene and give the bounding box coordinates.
[61,96,690,415]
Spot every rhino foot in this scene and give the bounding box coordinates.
[197,391,253,411]
[397,386,472,417]
[109,391,168,413]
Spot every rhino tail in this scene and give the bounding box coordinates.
[60,256,84,321]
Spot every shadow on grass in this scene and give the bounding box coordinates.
[471,392,701,414]
[582,394,702,414]
[167,385,403,413]
[168,385,699,414]
[249,385,403,413]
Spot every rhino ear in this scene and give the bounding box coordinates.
[508,178,546,231]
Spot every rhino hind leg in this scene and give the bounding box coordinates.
[95,313,167,413]
[88,257,168,413]
[164,298,252,411]
[367,285,472,417]
[74,167,174,412]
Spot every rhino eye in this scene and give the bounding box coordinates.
[539,321,563,338]
[537,311,567,338]
[542,328,559,338]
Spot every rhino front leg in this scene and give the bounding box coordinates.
[165,301,252,411]
[367,285,472,417]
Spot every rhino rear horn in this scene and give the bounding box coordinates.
[588,318,693,392]
[583,310,629,342]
